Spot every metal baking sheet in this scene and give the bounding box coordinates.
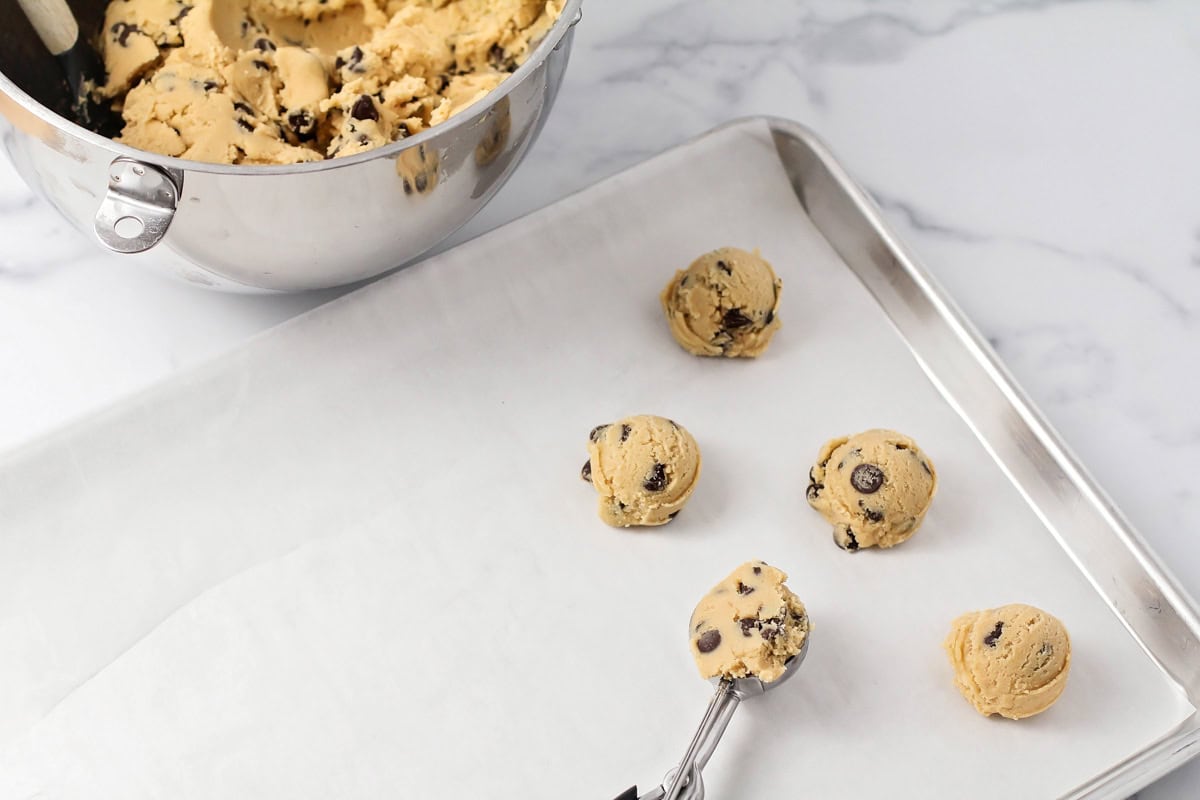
[0,118,1196,799]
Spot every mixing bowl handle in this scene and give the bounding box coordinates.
[94,157,179,254]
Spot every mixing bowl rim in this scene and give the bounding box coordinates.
[0,0,582,176]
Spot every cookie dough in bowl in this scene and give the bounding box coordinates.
[98,0,564,163]
[806,428,937,552]
[661,247,782,358]
[944,603,1071,720]
[690,560,810,683]
[581,415,701,528]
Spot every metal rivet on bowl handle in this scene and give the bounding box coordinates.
[94,157,180,254]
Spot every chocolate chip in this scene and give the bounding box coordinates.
[668,510,680,520]
[414,173,428,193]
[764,309,774,325]
[837,527,860,552]
[110,22,140,47]
[589,424,608,443]
[350,95,379,122]
[643,463,667,492]
[716,259,732,275]
[1039,642,1053,657]
[984,621,1004,647]
[253,37,276,52]
[894,442,909,450]
[287,109,314,136]
[488,43,507,68]
[617,501,626,510]
[837,461,844,471]
[759,618,783,641]
[233,101,254,115]
[202,80,219,92]
[736,581,754,595]
[357,134,370,145]
[696,629,722,654]
[859,500,884,523]
[170,5,193,25]
[580,460,592,483]
[806,468,824,501]
[752,566,762,575]
[922,461,932,477]
[252,60,270,71]
[236,117,254,132]
[620,424,631,442]
[339,45,366,74]
[722,308,753,330]
[402,178,413,195]
[850,463,884,494]
[739,618,758,637]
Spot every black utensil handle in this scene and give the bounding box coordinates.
[613,787,639,800]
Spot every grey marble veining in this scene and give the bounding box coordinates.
[0,0,1198,795]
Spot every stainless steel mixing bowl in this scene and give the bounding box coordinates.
[0,0,582,291]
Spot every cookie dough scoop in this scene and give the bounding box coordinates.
[614,561,811,800]
[944,603,1071,720]
[806,428,937,552]
[660,247,782,358]
[582,415,701,527]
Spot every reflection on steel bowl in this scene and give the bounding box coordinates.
[0,0,582,291]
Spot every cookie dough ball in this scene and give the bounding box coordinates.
[660,247,782,358]
[690,561,810,683]
[806,429,936,552]
[581,415,701,527]
[944,604,1071,720]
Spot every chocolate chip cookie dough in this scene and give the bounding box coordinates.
[97,0,563,163]
[661,247,782,358]
[944,604,1071,720]
[581,415,701,528]
[690,561,809,683]
[806,429,937,552]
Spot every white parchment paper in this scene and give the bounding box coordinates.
[0,121,1192,799]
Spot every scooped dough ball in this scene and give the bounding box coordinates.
[581,415,701,527]
[660,247,782,358]
[690,560,810,683]
[944,604,1071,720]
[806,429,937,552]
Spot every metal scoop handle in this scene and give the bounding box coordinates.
[610,678,741,800]
[660,678,740,800]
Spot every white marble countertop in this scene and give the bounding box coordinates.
[1,0,1197,795]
